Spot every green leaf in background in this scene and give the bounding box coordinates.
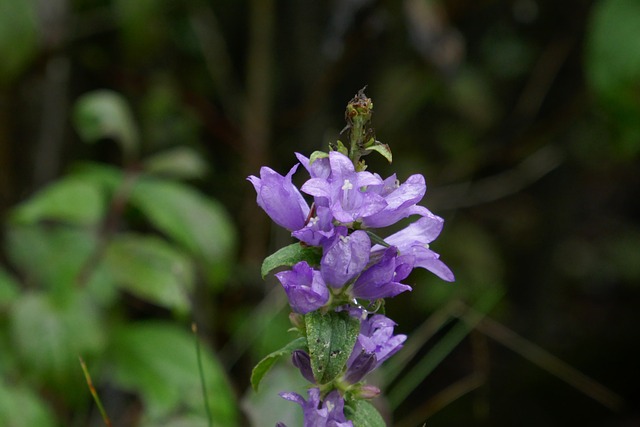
[10,177,106,225]
[344,399,386,427]
[130,177,236,286]
[5,225,100,294]
[0,381,56,427]
[104,234,194,313]
[73,90,140,161]
[9,291,105,400]
[113,0,169,60]
[261,243,323,278]
[251,336,307,392]
[243,364,307,427]
[0,267,20,306]
[586,0,640,154]
[143,146,209,180]
[0,0,38,84]
[110,321,238,425]
[69,162,124,194]
[305,310,360,384]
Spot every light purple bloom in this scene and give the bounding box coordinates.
[292,205,336,247]
[279,388,353,427]
[275,262,330,314]
[344,314,406,383]
[295,152,331,179]
[321,228,371,288]
[301,151,386,224]
[248,164,310,231]
[361,173,432,228]
[382,214,455,282]
[351,246,413,300]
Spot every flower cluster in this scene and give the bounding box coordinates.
[249,90,453,426]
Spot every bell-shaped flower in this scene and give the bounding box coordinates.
[295,152,331,179]
[248,164,310,231]
[292,205,336,247]
[291,350,316,384]
[343,314,406,384]
[275,262,329,314]
[301,151,386,224]
[278,388,353,427]
[321,228,371,288]
[350,246,413,300]
[383,214,455,282]
[361,173,432,228]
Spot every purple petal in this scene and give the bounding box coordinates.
[248,164,310,231]
[343,351,377,384]
[292,205,336,247]
[345,314,406,382]
[383,214,444,250]
[295,152,331,179]
[292,350,316,383]
[351,247,412,300]
[275,262,330,313]
[321,230,371,288]
[280,388,353,427]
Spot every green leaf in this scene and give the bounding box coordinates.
[143,146,209,180]
[305,311,360,384]
[344,400,386,427]
[104,234,194,313]
[363,141,393,164]
[110,321,238,425]
[113,0,169,59]
[70,162,124,194]
[129,177,236,286]
[251,337,307,392]
[334,140,349,157]
[0,0,38,84]
[0,267,20,306]
[5,225,100,293]
[309,150,329,164]
[0,381,56,427]
[9,291,105,398]
[261,243,322,278]
[73,90,140,160]
[10,177,106,225]
[586,0,640,153]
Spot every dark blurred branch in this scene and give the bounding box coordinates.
[32,0,71,189]
[462,304,626,412]
[429,145,564,210]
[188,0,244,119]
[32,55,70,188]
[512,37,576,132]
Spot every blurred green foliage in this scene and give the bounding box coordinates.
[1,89,238,425]
[0,0,639,426]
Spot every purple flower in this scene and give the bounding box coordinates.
[275,262,330,314]
[301,151,386,224]
[292,205,336,247]
[279,388,353,427]
[344,314,406,383]
[248,164,310,231]
[361,173,432,228]
[382,214,455,282]
[351,246,413,300]
[295,152,331,179]
[292,350,316,383]
[321,228,371,288]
